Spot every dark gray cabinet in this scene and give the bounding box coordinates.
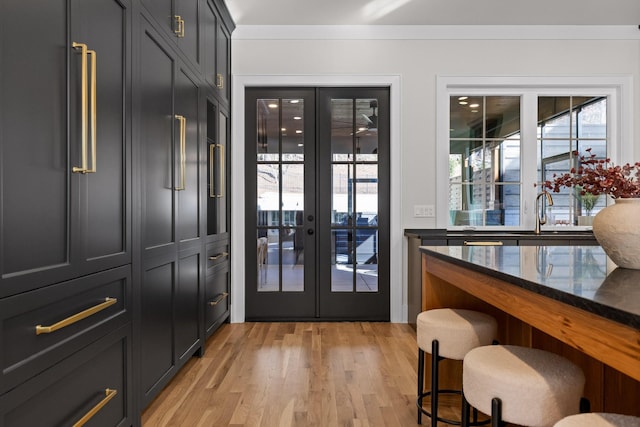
[204,0,231,103]
[1,0,130,298]
[138,20,203,408]
[0,0,133,424]
[1,0,233,423]
[141,0,202,70]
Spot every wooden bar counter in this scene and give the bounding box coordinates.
[420,245,640,416]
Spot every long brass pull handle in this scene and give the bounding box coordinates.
[35,297,117,335]
[72,42,88,173]
[208,251,229,261]
[72,43,97,174]
[463,241,504,246]
[208,292,229,306]
[174,15,184,38]
[174,115,186,191]
[209,144,215,198]
[209,143,224,198]
[72,388,118,427]
[87,48,97,173]
[216,73,224,89]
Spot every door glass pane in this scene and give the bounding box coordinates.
[331,99,353,160]
[331,229,353,292]
[282,98,304,157]
[355,229,378,292]
[257,164,280,225]
[330,97,380,293]
[356,98,378,162]
[257,98,280,160]
[257,229,278,291]
[281,228,303,292]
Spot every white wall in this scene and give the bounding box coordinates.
[229,26,640,323]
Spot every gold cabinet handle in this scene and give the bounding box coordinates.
[174,115,186,191]
[216,73,224,89]
[72,388,118,427]
[35,297,117,335]
[463,241,504,246]
[208,251,229,261]
[174,15,185,38]
[209,143,225,198]
[72,43,97,174]
[208,292,229,306]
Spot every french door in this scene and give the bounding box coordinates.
[245,87,389,320]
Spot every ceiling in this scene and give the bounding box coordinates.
[225,0,640,26]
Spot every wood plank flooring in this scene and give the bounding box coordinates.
[142,322,461,426]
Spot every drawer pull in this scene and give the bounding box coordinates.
[35,297,117,335]
[463,241,504,246]
[208,292,229,306]
[209,251,229,261]
[72,388,118,427]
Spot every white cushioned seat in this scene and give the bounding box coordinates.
[554,413,640,427]
[416,308,498,360]
[463,345,585,427]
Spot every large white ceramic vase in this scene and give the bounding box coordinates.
[592,198,640,269]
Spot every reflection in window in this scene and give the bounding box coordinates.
[448,94,608,229]
[538,97,607,226]
[449,96,521,227]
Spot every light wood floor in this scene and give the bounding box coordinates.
[142,322,463,426]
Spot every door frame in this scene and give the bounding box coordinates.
[231,74,403,323]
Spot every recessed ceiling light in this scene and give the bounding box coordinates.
[458,96,468,100]
[268,103,278,109]
[281,128,286,132]
[471,110,478,113]
[295,130,302,134]
[289,99,300,104]
[297,143,304,147]
[469,103,480,108]
[293,116,302,120]
[459,101,468,105]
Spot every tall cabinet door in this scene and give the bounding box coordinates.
[0,0,129,298]
[139,21,202,407]
[174,66,201,364]
[74,0,131,274]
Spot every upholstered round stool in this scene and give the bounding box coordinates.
[554,413,640,427]
[462,345,585,427]
[416,308,498,426]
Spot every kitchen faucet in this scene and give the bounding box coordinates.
[535,190,554,235]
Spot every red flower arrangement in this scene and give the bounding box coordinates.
[543,148,640,199]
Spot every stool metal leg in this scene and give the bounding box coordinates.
[461,393,470,427]
[491,398,503,427]
[431,340,440,427]
[418,348,425,424]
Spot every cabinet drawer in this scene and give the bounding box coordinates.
[0,266,130,393]
[205,263,230,336]
[206,241,229,272]
[0,326,130,427]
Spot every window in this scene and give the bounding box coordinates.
[436,76,631,230]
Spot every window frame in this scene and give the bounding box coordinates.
[436,75,633,231]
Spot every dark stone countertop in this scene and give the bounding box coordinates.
[419,245,640,329]
[405,228,596,241]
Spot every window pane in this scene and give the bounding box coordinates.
[356,98,378,162]
[538,96,608,227]
[332,229,353,292]
[257,164,280,225]
[331,99,353,160]
[257,98,280,158]
[282,98,304,156]
[355,229,377,292]
[332,164,352,225]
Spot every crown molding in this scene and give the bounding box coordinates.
[232,25,640,40]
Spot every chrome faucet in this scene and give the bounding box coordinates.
[535,191,554,235]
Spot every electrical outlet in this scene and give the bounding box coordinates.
[414,205,435,217]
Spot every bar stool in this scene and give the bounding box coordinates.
[554,413,640,426]
[416,308,498,426]
[462,345,585,427]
